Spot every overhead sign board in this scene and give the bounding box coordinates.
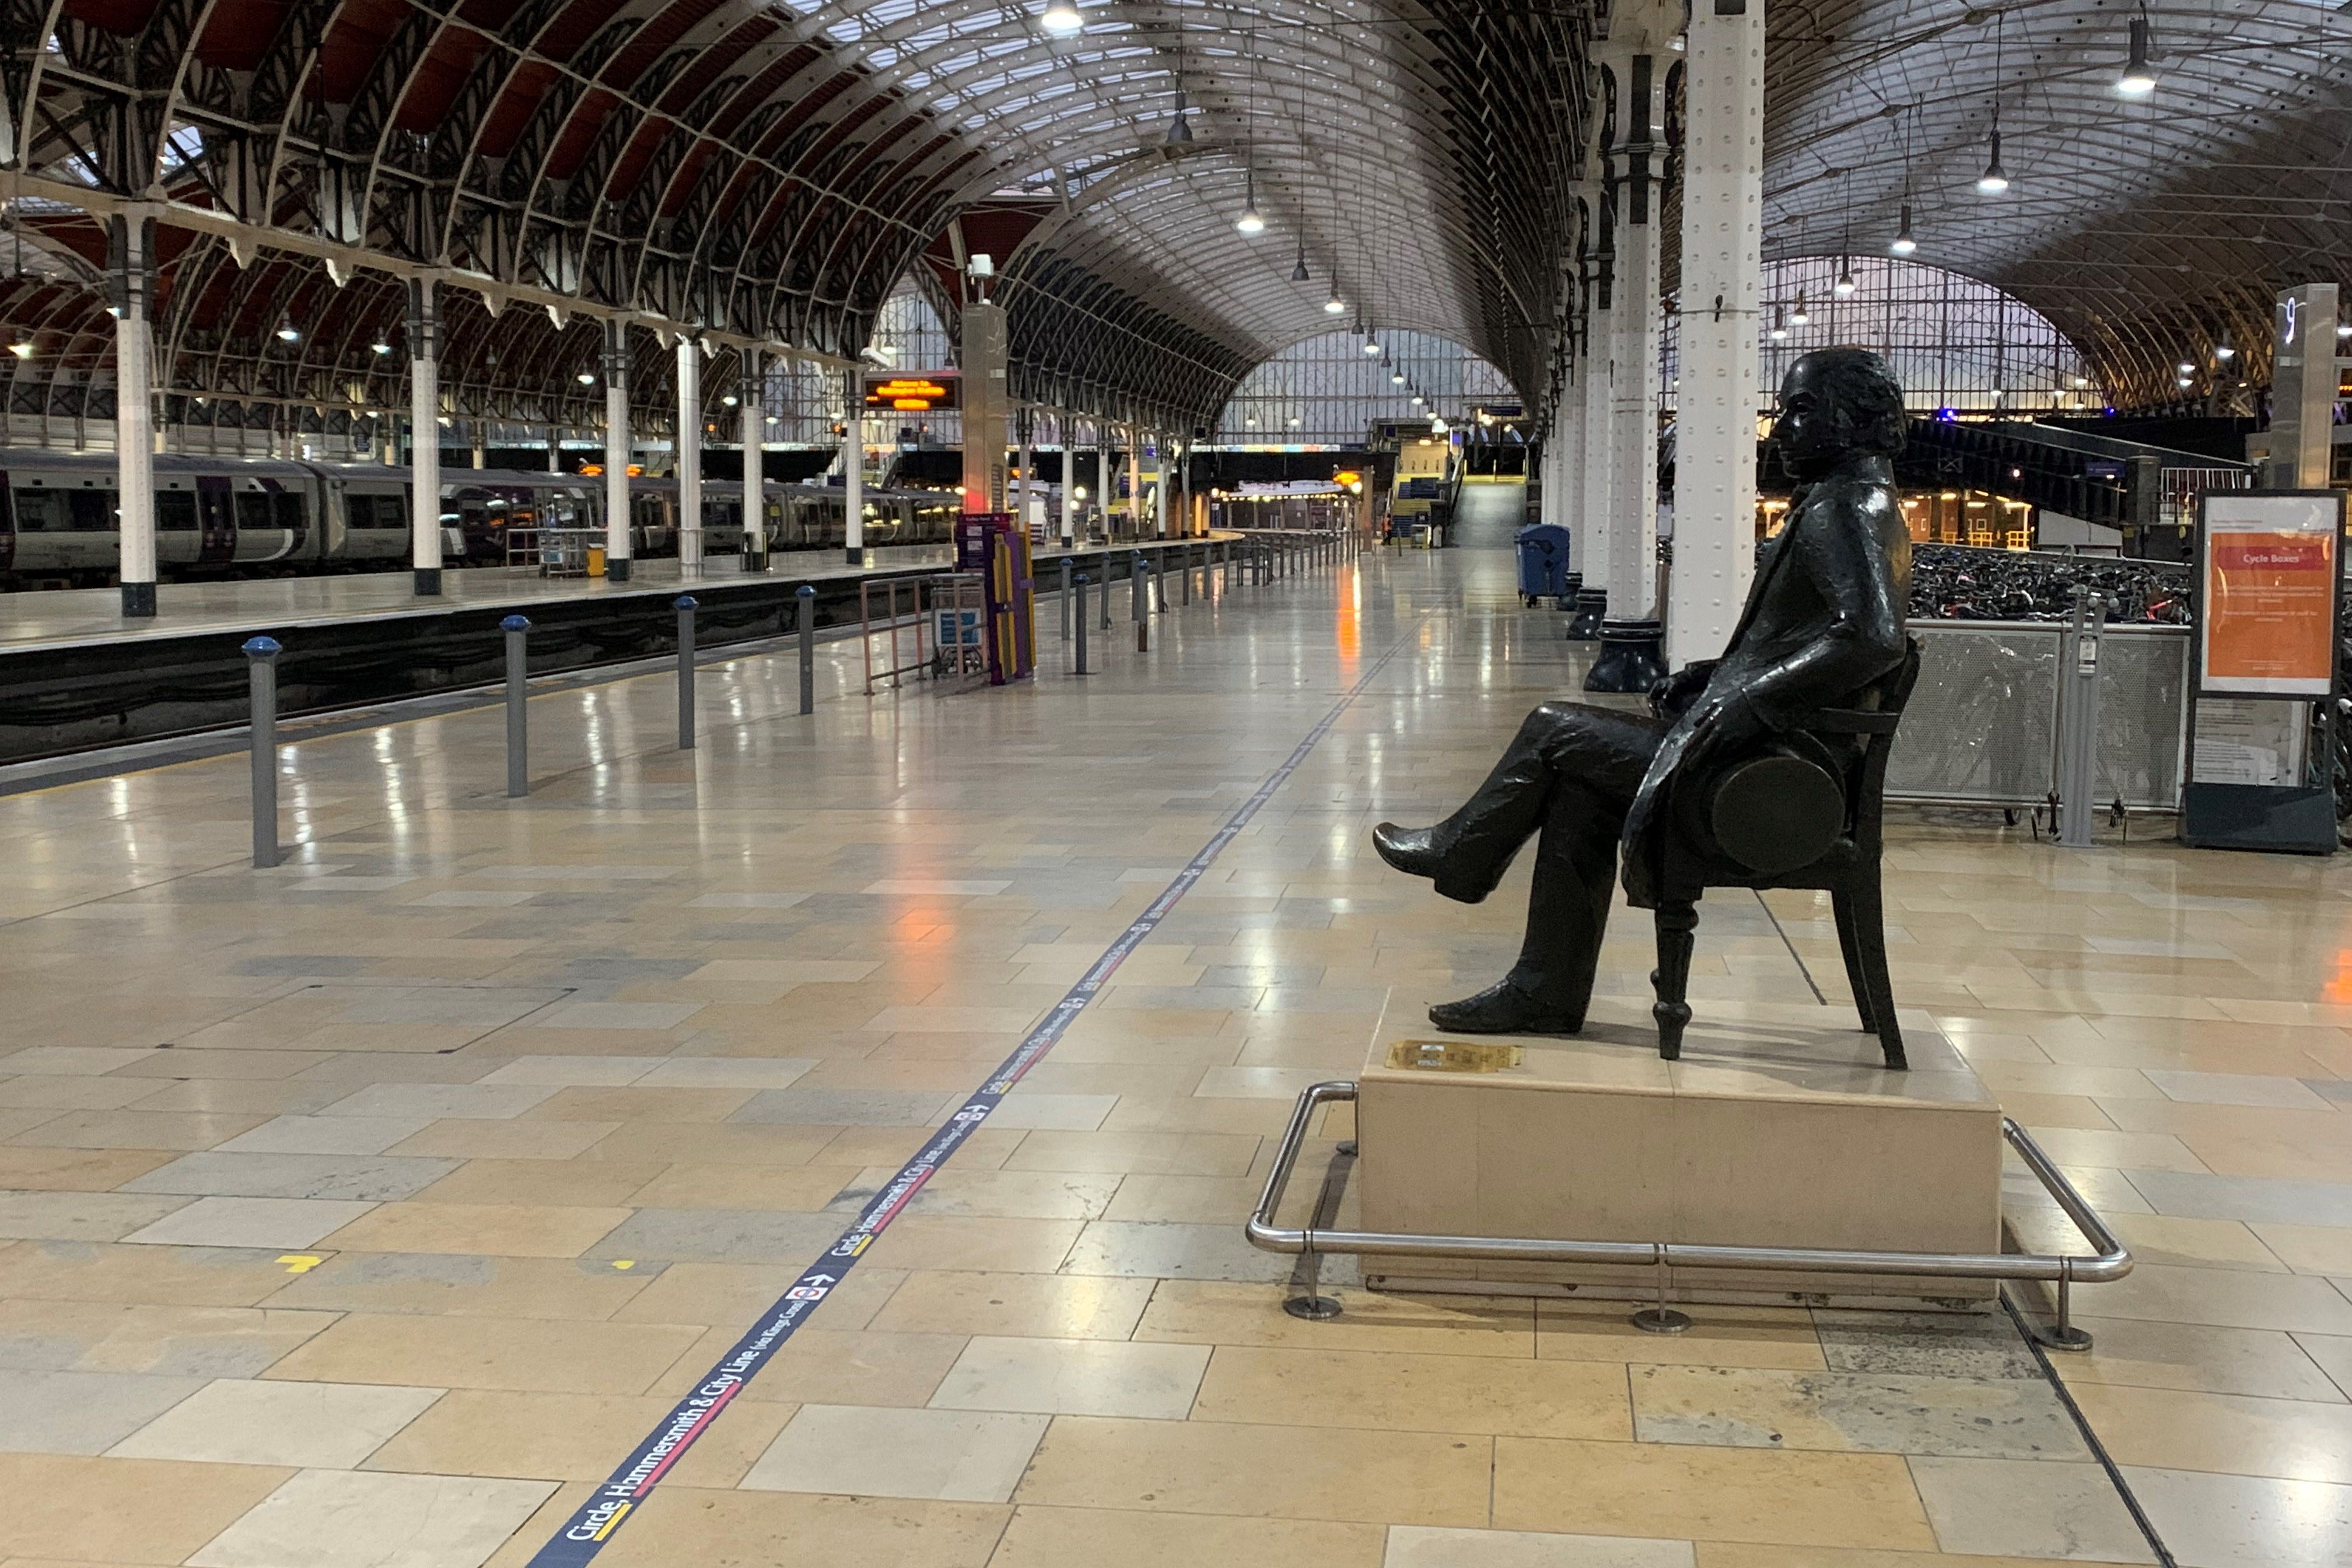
[863,373,960,412]
[2197,489,2344,698]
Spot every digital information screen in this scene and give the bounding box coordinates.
[863,374,960,412]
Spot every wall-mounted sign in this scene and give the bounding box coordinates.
[863,373,960,412]
[2197,490,2344,698]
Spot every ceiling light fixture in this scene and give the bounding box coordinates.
[2176,360,2195,374]
[1975,125,2009,194]
[370,338,393,355]
[2117,13,2157,98]
[1324,291,1346,315]
[1790,290,1810,327]
[1890,204,1917,256]
[2214,332,2235,361]
[1039,0,1083,35]
[1391,369,1406,384]
[1362,332,1380,355]
[1769,306,1788,341]
[577,372,596,385]
[1834,260,1857,298]
[275,318,300,342]
[1291,242,1310,284]
[1167,89,1194,146]
[8,336,30,359]
[1236,166,1265,236]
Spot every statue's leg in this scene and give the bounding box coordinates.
[1373,702,1583,904]
[1422,708,1664,1037]
[1497,780,1625,1027]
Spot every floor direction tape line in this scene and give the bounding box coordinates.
[526,632,1407,1568]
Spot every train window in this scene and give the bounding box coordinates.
[68,489,114,530]
[234,492,274,530]
[274,493,305,530]
[11,489,65,531]
[157,491,197,531]
[351,494,405,528]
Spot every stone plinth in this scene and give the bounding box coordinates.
[1356,993,2003,1308]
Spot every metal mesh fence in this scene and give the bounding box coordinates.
[1884,622,2189,810]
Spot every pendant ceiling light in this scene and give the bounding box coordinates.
[1790,290,1810,327]
[1769,305,1788,342]
[1166,89,1194,145]
[2117,13,2157,98]
[1233,34,1264,235]
[1391,367,1406,384]
[1235,169,1265,236]
[1291,242,1310,284]
[2214,330,2235,361]
[1324,290,1346,314]
[1976,126,2010,194]
[1834,259,1857,297]
[1038,1,1082,35]
[1362,329,1381,355]
[1890,204,1917,256]
[275,318,300,342]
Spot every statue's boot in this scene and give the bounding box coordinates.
[1371,725,1557,904]
[1428,779,1619,1036]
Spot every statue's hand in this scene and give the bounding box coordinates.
[1650,659,1719,720]
[1681,691,1762,768]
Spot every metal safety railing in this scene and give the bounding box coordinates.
[1246,1081,2131,1350]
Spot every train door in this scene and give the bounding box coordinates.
[155,484,200,566]
[195,477,235,565]
[0,469,12,572]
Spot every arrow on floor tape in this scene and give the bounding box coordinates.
[525,629,1413,1568]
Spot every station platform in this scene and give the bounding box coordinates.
[0,534,2345,1568]
[0,535,1236,765]
[0,540,1200,654]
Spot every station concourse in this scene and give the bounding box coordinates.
[4,2,2352,1566]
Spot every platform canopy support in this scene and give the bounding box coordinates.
[1670,0,1768,665]
[110,213,158,619]
[408,276,443,597]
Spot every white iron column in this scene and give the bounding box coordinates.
[1578,302,1614,593]
[740,346,762,559]
[1608,47,1665,618]
[1016,408,1033,530]
[1126,430,1142,538]
[1670,0,1766,663]
[843,367,865,564]
[1096,426,1113,538]
[676,335,702,576]
[1058,412,1076,545]
[1154,433,1171,537]
[409,277,444,596]
[110,214,158,617]
[602,318,631,582]
[962,300,1009,512]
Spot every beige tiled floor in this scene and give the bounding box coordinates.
[1,531,2348,1566]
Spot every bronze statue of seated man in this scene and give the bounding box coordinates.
[1374,346,1915,1035]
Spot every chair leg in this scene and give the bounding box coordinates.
[1840,880,1907,1070]
[1831,890,1877,1036]
[1651,900,1699,1061]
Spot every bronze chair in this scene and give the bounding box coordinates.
[1648,638,1923,1069]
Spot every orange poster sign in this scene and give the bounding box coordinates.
[2200,494,2342,697]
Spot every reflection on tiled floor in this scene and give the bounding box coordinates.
[0,534,2347,1567]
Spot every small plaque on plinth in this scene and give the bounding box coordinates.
[1385,1039,1524,1073]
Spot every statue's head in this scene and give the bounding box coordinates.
[1774,348,1908,480]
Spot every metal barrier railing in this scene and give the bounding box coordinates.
[1247,1080,2131,1349]
[1887,620,2189,812]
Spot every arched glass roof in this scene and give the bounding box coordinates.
[0,0,2343,433]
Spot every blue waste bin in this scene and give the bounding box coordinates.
[1514,524,1573,606]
